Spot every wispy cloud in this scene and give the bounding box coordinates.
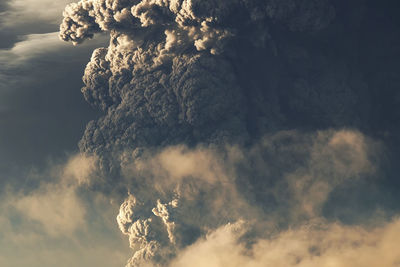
[170,218,400,267]
[0,0,72,29]
[0,154,130,267]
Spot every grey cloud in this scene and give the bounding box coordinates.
[78,49,246,180]
[59,0,383,182]
[57,0,400,266]
[59,0,335,51]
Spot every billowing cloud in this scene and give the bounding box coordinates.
[112,129,385,266]
[55,0,400,266]
[57,0,382,186]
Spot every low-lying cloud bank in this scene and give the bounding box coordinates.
[170,218,400,267]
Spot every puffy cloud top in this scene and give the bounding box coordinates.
[59,0,400,266]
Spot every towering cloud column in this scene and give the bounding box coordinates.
[59,0,400,266]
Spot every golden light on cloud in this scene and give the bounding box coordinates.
[171,218,400,267]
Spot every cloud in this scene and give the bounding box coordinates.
[0,31,108,96]
[3,153,96,237]
[0,31,109,65]
[0,0,11,13]
[53,0,400,266]
[3,1,398,267]
[0,30,108,176]
[0,127,391,267]
[63,153,98,185]
[126,145,231,186]
[112,129,386,266]
[0,0,72,29]
[0,0,74,49]
[284,130,376,218]
[170,218,400,267]
[56,0,371,191]
[0,153,130,267]
[12,185,86,236]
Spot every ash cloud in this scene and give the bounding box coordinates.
[58,0,400,266]
[60,0,341,178]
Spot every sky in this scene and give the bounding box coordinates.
[1,0,400,267]
[0,0,130,266]
[0,0,102,175]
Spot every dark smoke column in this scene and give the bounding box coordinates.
[59,0,338,177]
[60,0,400,266]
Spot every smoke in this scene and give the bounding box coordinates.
[58,0,400,266]
[59,0,344,181]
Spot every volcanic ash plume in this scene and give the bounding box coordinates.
[60,0,341,179]
[59,0,400,266]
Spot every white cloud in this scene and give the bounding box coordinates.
[0,30,109,95]
[0,0,73,28]
[0,31,109,64]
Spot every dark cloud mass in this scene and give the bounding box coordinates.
[59,0,400,266]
